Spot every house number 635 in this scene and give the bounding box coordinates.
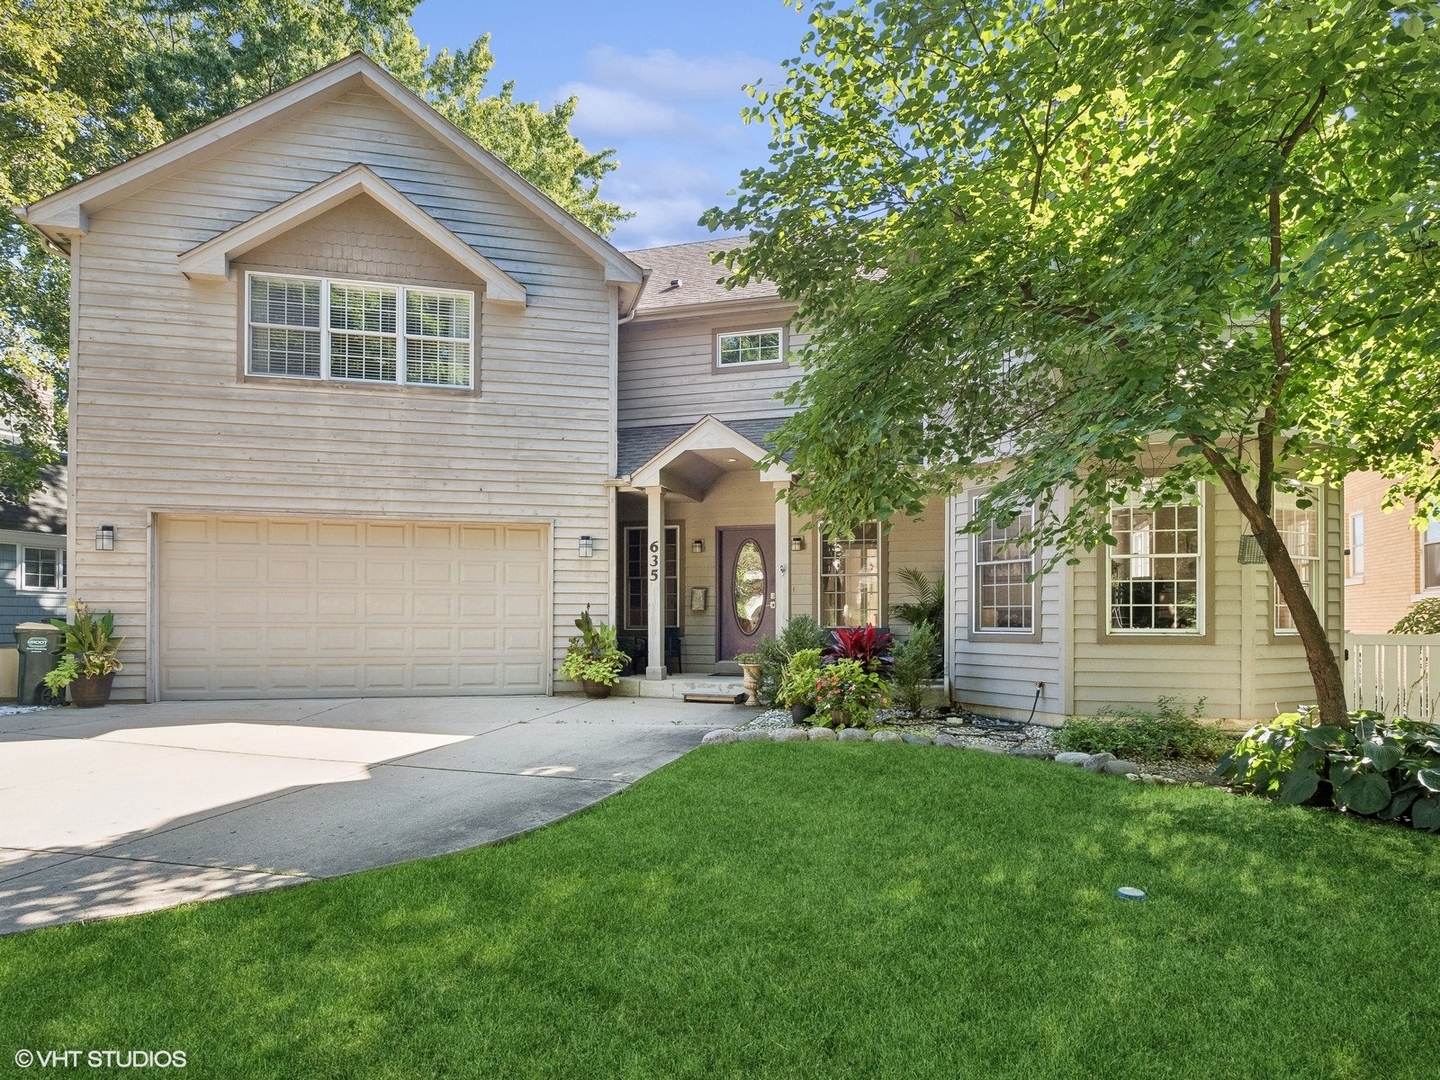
[649,540,660,581]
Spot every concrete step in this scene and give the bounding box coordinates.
[613,675,754,702]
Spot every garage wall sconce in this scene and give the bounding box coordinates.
[95,525,116,551]
[790,535,805,552]
[578,535,595,558]
[691,538,704,554]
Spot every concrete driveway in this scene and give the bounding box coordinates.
[0,695,743,935]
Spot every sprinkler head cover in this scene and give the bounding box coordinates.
[1116,887,1148,901]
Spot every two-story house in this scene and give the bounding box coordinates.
[20,53,1343,722]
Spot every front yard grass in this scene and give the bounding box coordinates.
[3,745,1438,1078]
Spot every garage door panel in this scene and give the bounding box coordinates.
[158,516,548,699]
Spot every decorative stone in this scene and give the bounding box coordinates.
[1102,759,1143,776]
[872,730,902,743]
[968,743,1008,754]
[1008,747,1051,758]
[771,727,809,742]
[838,728,870,741]
[808,726,837,741]
[701,730,739,745]
[1083,752,1116,772]
[737,729,770,742]
[934,733,962,748]
[901,733,932,745]
[1054,752,1090,767]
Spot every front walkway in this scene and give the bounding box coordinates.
[0,694,745,934]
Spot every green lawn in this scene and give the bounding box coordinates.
[3,745,1438,1079]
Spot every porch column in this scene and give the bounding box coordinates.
[645,485,666,680]
[774,481,791,627]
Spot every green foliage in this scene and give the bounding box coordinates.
[42,654,79,694]
[812,659,889,729]
[756,615,829,706]
[888,621,937,715]
[890,568,944,630]
[1393,598,1440,635]
[1218,709,1440,829]
[778,648,824,708]
[558,609,628,687]
[1055,697,1229,762]
[706,0,1440,726]
[48,598,123,683]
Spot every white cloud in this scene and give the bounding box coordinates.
[584,46,782,101]
[557,82,696,140]
[606,159,727,250]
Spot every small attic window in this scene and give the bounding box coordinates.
[715,327,784,369]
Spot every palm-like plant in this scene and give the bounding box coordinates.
[891,568,943,629]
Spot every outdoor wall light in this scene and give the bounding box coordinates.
[578,535,594,558]
[691,538,704,554]
[95,525,116,551]
[790,535,805,552]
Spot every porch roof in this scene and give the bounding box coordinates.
[617,416,794,499]
[616,417,793,477]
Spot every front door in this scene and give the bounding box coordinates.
[717,526,776,661]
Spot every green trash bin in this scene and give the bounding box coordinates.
[14,621,63,706]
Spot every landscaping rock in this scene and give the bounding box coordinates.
[872,730,902,743]
[808,726,837,741]
[1054,752,1090,767]
[1083,752,1116,772]
[901,733,933,745]
[737,729,770,743]
[838,728,870,742]
[1008,747,1051,758]
[968,743,1008,754]
[1102,759,1144,776]
[771,727,809,742]
[701,730,739,746]
[934,733,962,747]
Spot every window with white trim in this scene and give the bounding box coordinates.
[20,547,66,591]
[624,526,679,630]
[1107,489,1202,634]
[716,328,783,367]
[1346,512,1364,579]
[821,522,880,626]
[247,273,473,388]
[1423,520,1440,592]
[973,500,1035,632]
[1274,485,1321,633]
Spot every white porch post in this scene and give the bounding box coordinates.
[773,481,791,628]
[645,485,666,679]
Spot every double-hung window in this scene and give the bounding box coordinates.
[20,547,66,591]
[821,522,880,626]
[247,273,473,388]
[1107,488,1202,634]
[1346,512,1364,580]
[1423,520,1440,592]
[1274,485,1321,633]
[973,501,1035,632]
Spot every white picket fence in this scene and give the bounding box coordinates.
[1344,633,1440,721]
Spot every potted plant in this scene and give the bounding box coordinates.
[558,608,630,698]
[43,600,124,708]
[779,648,824,723]
[735,650,762,705]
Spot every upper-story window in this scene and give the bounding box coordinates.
[1107,487,1203,634]
[715,327,783,369]
[20,547,66,591]
[973,500,1035,633]
[248,273,473,388]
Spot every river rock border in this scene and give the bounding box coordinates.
[699,727,1205,785]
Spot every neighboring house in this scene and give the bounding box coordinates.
[1343,470,1438,632]
[20,53,1343,721]
[0,461,68,700]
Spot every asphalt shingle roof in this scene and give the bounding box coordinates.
[0,461,66,534]
[625,238,783,315]
[617,417,792,478]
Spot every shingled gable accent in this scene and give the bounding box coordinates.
[18,52,645,311]
[176,163,526,309]
[628,415,792,488]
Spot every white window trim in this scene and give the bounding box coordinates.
[1345,510,1364,583]
[1274,484,1323,635]
[18,545,67,592]
[1105,485,1206,637]
[246,271,475,389]
[971,498,1036,635]
[1421,519,1440,594]
[715,327,785,369]
[818,521,883,627]
[623,525,679,631]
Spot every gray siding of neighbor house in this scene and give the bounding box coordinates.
[68,86,618,701]
[0,544,67,628]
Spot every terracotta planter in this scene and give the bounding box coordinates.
[69,671,115,709]
[580,679,613,699]
[789,702,816,723]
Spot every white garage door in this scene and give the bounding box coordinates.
[157,515,548,699]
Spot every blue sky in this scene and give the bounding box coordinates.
[409,0,812,250]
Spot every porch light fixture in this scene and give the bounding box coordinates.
[95,525,116,551]
[790,535,805,552]
[691,539,704,554]
[578,535,594,558]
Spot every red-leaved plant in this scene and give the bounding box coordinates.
[823,625,893,675]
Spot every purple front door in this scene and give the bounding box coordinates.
[717,526,776,661]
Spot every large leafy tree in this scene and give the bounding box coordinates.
[705,0,1440,726]
[0,0,625,502]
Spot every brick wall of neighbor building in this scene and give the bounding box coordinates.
[1343,471,1425,632]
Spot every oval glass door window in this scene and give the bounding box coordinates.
[733,539,767,635]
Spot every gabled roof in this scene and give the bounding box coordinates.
[177,164,526,309]
[624,238,785,319]
[18,52,645,309]
[626,415,792,491]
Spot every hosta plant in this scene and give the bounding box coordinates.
[812,659,889,729]
[1218,710,1440,831]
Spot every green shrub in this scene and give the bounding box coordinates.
[889,621,938,715]
[1218,710,1440,830]
[813,660,889,729]
[1393,598,1440,635]
[1055,696,1230,761]
[756,616,829,706]
[779,648,824,708]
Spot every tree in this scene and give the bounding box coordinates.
[0,0,626,502]
[703,0,1440,727]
